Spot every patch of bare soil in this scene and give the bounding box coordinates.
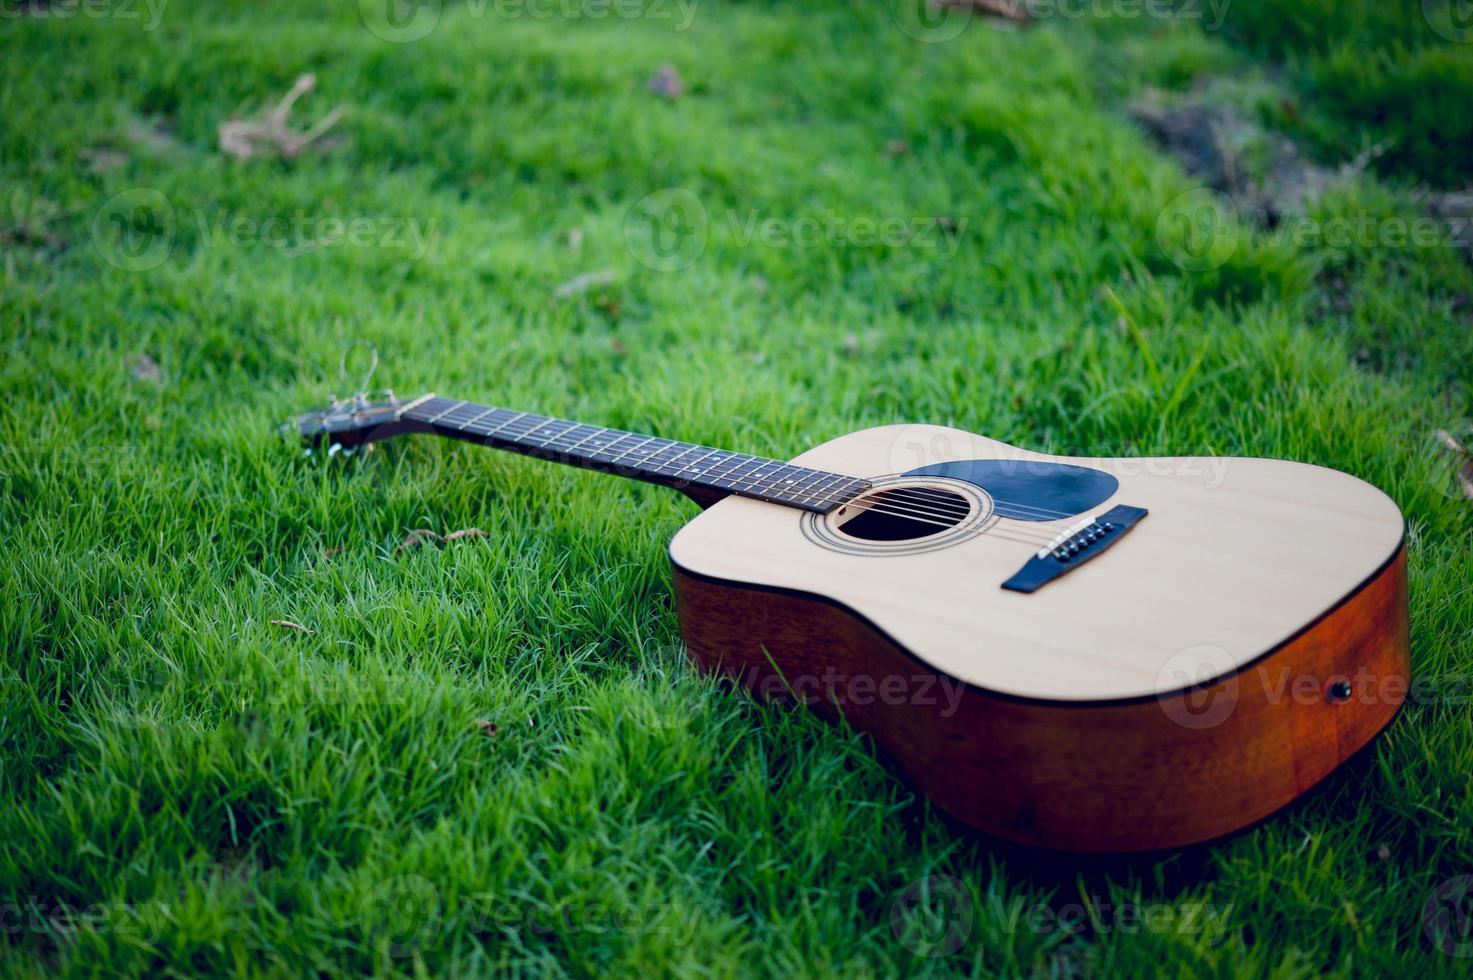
[1130,89,1338,224]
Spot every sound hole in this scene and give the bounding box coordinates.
[836,486,971,542]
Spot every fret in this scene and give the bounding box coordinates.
[701,451,743,475]
[707,456,757,485]
[648,441,698,466]
[656,444,711,476]
[424,399,468,425]
[603,435,659,468]
[801,476,846,500]
[500,419,556,445]
[769,465,808,489]
[723,472,772,494]
[585,433,641,464]
[444,403,486,426]
[613,435,661,460]
[503,413,553,435]
[475,410,525,437]
[508,416,556,442]
[551,425,608,456]
[456,406,497,431]
[680,448,724,475]
[528,419,581,448]
[724,457,767,481]
[667,446,705,469]
[628,437,674,466]
[463,411,508,437]
[480,410,530,439]
[745,461,785,487]
[788,470,831,495]
[573,429,625,457]
[814,480,867,505]
[801,472,844,493]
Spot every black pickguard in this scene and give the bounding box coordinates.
[903,458,1119,522]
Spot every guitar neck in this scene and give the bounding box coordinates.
[399,395,871,513]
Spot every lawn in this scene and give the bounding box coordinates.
[3,0,1472,976]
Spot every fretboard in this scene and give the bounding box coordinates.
[400,396,871,513]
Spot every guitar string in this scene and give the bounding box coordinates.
[434,417,1069,544]
[830,487,1065,539]
[839,499,1068,548]
[434,414,1071,544]
[867,491,1067,529]
[415,403,1084,540]
[837,497,1060,544]
[837,495,1061,544]
[852,490,1071,543]
[842,500,1056,540]
[431,406,879,508]
[872,485,1076,521]
[831,486,1075,538]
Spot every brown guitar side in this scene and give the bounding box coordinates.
[671,546,1410,853]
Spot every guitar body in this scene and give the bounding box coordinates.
[668,425,1410,852]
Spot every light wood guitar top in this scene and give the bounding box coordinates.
[669,424,1405,701]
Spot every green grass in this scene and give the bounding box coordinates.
[1217,0,1473,186]
[3,1,1473,975]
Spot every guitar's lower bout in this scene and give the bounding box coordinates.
[671,546,1410,853]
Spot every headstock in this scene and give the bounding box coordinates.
[285,390,430,453]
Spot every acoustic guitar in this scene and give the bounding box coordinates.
[289,391,1410,852]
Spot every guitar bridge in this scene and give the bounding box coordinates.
[1000,505,1149,593]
